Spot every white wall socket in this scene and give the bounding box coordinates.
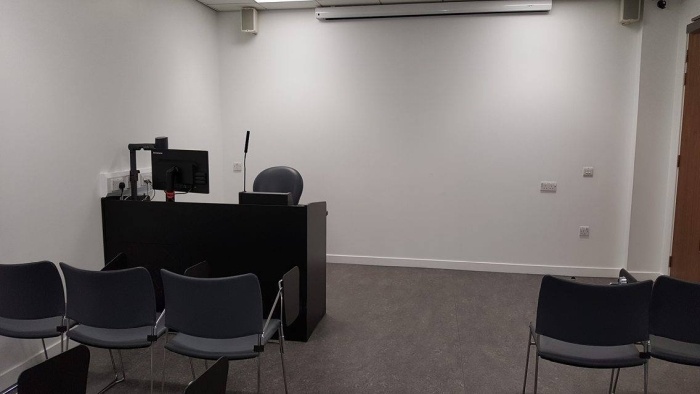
[583,167,594,177]
[579,226,590,237]
[540,181,557,192]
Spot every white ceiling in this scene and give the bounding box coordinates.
[198,0,467,12]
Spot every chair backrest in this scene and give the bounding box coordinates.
[184,357,228,394]
[0,261,64,320]
[161,270,263,339]
[253,166,304,205]
[535,275,652,346]
[283,266,300,326]
[650,275,700,344]
[17,345,90,394]
[184,261,211,279]
[60,263,156,329]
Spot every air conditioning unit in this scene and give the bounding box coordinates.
[315,0,552,20]
[620,0,642,25]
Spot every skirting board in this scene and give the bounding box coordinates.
[328,254,661,281]
[0,338,64,391]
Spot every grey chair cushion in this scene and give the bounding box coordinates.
[166,319,280,361]
[68,316,166,349]
[537,335,645,368]
[0,316,64,339]
[650,335,700,367]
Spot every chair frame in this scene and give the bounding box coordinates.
[160,268,295,393]
[522,276,651,394]
[61,263,165,394]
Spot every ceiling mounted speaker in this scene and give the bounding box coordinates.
[242,8,258,34]
[620,0,642,25]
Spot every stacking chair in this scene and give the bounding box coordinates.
[649,275,700,367]
[0,261,66,357]
[253,166,304,205]
[17,345,90,394]
[60,263,166,393]
[160,269,292,393]
[522,275,653,394]
[184,357,228,394]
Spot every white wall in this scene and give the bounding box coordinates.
[0,0,221,387]
[627,0,700,276]
[219,0,644,276]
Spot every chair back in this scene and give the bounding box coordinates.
[184,261,211,279]
[283,266,300,325]
[650,275,700,344]
[17,345,90,394]
[253,166,304,205]
[184,357,228,394]
[161,270,263,339]
[535,275,652,346]
[60,263,156,329]
[0,261,64,320]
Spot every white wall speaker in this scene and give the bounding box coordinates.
[242,8,258,34]
[620,0,641,25]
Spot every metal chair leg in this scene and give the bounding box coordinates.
[280,328,288,394]
[41,338,49,359]
[522,328,534,394]
[150,344,154,394]
[612,368,620,393]
[204,359,209,369]
[98,349,126,393]
[257,355,262,393]
[644,362,648,394]
[0,383,17,394]
[161,330,169,394]
[533,355,539,394]
[189,358,196,380]
[608,369,615,394]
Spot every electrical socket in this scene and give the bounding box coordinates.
[108,176,128,193]
[540,181,557,192]
[233,162,243,172]
[579,226,590,237]
[583,167,594,177]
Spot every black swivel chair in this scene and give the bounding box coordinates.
[253,166,304,205]
[17,345,90,394]
[649,275,700,367]
[522,275,653,394]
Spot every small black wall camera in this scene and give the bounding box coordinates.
[657,0,666,9]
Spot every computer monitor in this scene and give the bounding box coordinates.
[151,149,209,201]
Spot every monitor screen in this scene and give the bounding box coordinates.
[151,149,209,194]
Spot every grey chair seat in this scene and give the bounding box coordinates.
[538,335,645,369]
[650,335,700,367]
[166,319,280,361]
[0,316,63,339]
[69,320,166,350]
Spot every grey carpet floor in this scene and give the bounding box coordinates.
[81,264,698,393]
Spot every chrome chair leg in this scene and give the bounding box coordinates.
[280,327,288,394]
[533,355,539,394]
[611,368,620,393]
[161,330,169,394]
[257,355,262,393]
[644,362,648,394]
[98,349,126,393]
[189,358,196,380]
[41,338,49,359]
[0,383,17,394]
[204,359,209,369]
[522,331,533,394]
[608,369,615,394]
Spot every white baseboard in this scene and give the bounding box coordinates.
[0,338,63,391]
[328,254,661,280]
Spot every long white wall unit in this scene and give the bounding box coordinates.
[315,0,552,20]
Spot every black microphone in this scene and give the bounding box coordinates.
[243,131,250,192]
